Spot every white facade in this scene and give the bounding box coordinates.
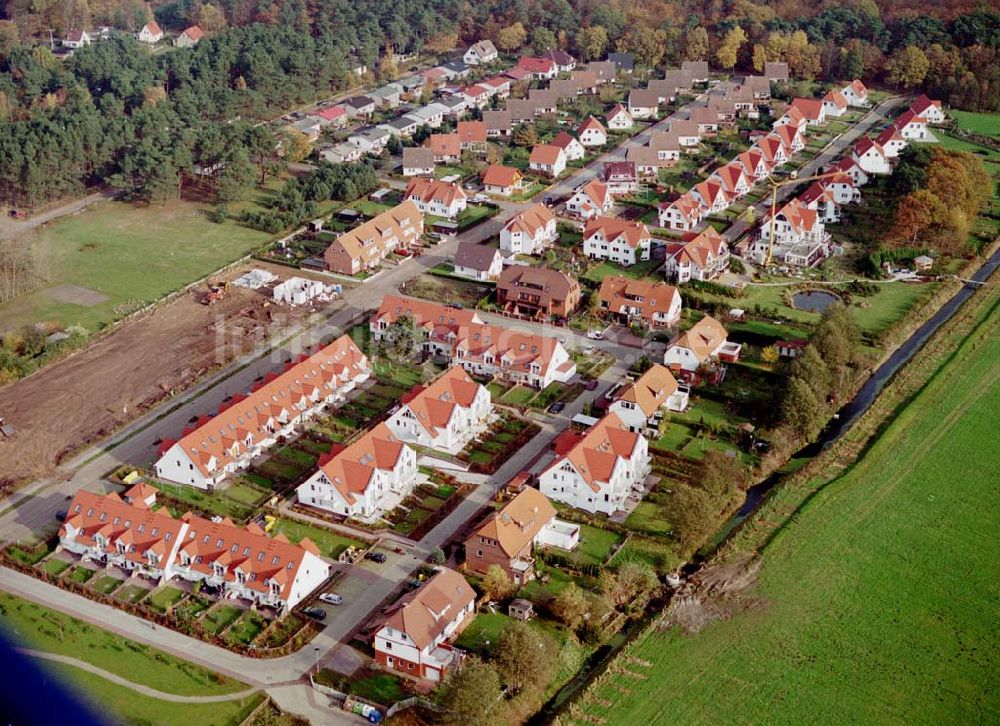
[273,277,326,306]
[579,126,607,147]
[607,108,633,130]
[584,229,651,266]
[408,193,467,219]
[897,119,929,141]
[539,435,651,515]
[136,24,163,43]
[453,251,503,281]
[385,384,491,452]
[297,445,418,522]
[500,217,558,255]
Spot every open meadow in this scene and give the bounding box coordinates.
[570,289,1000,724]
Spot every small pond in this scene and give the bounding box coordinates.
[792,290,841,312]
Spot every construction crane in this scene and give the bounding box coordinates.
[763,170,841,268]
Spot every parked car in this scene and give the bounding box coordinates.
[587,329,604,340]
[584,378,599,391]
[319,593,343,606]
[583,344,595,355]
[303,606,327,620]
[365,551,387,563]
[405,579,422,591]
[548,401,566,414]
[55,510,67,522]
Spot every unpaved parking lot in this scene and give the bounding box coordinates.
[0,266,316,488]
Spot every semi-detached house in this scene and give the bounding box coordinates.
[598,276,683,328]
[539,413,651,515]
[403,178,467,219]
[663,227,730,282]
[323,201,424,275]
[297,422,418,522]
[583,216,654,266]
[609,364,689,434]
[500,204,557,255]
[385,366,491,454]
[373,568,475,681]
[155,335,370,489]
[663,315,741,374]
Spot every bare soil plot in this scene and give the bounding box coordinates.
[0,266,312,487]
[45,285,109,307]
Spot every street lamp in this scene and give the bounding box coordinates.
[313,646,321,675]
[762,170,841,268]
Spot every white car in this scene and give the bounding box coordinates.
[319,593,343,606]
[587,329,604,340]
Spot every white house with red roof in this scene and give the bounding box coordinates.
[735,147,771,182]
[606,104,633,130]
[516,56,558,80]
[454,324,576,389]
[663,315,741,374]
[60,490,330,614]
[373,568,475,681]
[403,178,467,219]
[385,366,492,454]
[756,134,789,168]
[583,217,654,266]
[658,193,705,232]
[840,79,870,108]
[370,294,482,356]
[690,179,731,214]
[710,162,751,199]
[909,94,946,124]
[156,335,370,489]
[297,423,418,521]
[602,161,638,194]
[550,131,585,162]
[529,144,567,177]
[663,227,730,282]
[798,181,840,223]
[774,123,807,155]
[310,106,348,129]
[893,109,932,141]
[821,89,848,118]
[609,364,689,433]
[566,179,613,220]
[464,40,498,66]
[751,197,831,267]
[176,25,204,47]
[136,21,163,44]
[598,276,683,328]
[538,413,651,515]
[63,29,92,48]
[875,126,908,158]
[578,116,607,147]
[819,171,862,205]
[829,156,870,187]
[852,138,892,175]
[501,204,558,254]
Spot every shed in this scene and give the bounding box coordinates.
[369,188,392,202]
[508,598,535,621]
[914,255,934,271]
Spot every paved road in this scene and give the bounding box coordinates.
[725,95,905,243]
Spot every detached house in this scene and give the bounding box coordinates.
[764,61,789,82]
[63,29,92,48]
[606,104,633,131]
[711,162,751,199]
[893,109,931,141]
[735,147,771,182]
[386,366,491,453]
[578,116,607,147]
[156,335,370,489]
[690,179,731,215]
[663,227,730,283]
[497,266,582,320]
[344,96,377,119]
[483,110,513,138]
[551,131,585,162]
[323,201,423,275]
[788,98,826,126]
[465,488,579,585]
[428,133,462,163]
[453,241,503,281]
[752,197,830,267]
[500,204,557,255]
[821,89,848,118]
[798,181,840,223]
[910,94,946,124]
[852,137,892,175]
[176,25,204,47]
[875,126,908,158]
[628,88,661,120]
[840,79,870,108]
[545,48,577,72]
[602,161,638,194]
[681,60,710,83]
[517,56,558,80]
[663,315,741,374]
[402,147,436,177]
[373,568,475,682]
[658,193,705,232]
[598,276,683,328]
[136,21,163,43]
[609,364,689,433]
[529,144,567,177]
[454,324,577,389]
[297,423,418,521]
[539,413,651,515]
[456,121,488,154]
[482,164,523,196]
[403,178,467,219]
[583,217,654,266]
[566,179,613,220]
[464,39,498,66]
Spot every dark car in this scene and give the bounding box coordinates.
[405,578,422,590]
[55,510,68,522]
[548,401,566,414]
[584,379,599,391]
[365,552,387,563]
[302,606,326,621]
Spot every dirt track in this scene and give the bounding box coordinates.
[0,274,313,487]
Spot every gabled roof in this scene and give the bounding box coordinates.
[467,39,497,57]
[775,122,804,151]
[763,197,820,234]
[669,315,728,363]
[583,216,651,249]
[894,109,927,129]
[482,164,522,188]
[404,178,466,207]
[544,413,640,491]
[483,110,512,132]
[545,49,575,66]
[312,106,347,122]
[713,162,748,193]
[65,29,88,42]
[180,25,204,41]
[530,144,565,166]
[875,126,905,147]
[471,488,556,557]
[517,56,556,74]
[550,131,582,151]
[498,266,580,310]
[317,423,407,504]
[847,79,867,95]
[142,21,162,35]
[598,276,681,324]
[579,116,606,135]
[398,366,483,438]
[382,568,475,650]
[603,160,636,179]
[428,133,461,157]
[607,103,631,121]
[372,294,480,337]
[607,52,633,71]
[402,147,435,168]
[629,88,660,108]
[571,179,610,210]
[660,193,704,224]
[165,335,368,477]
[910,94,941,116]
[853,137,886,158]
[456,121,487,144]
[691,179,729,207]
[670,227,727,269]
[454,240,501,272]
[822,89,847,110]
[790,97,824,121]
[616,364,680,417]
[504,204,555,237]
[327,200,422,268]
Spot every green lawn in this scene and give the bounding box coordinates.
[950,109,1000,139]
[225,611,268,646]
[201,604,242,636]
[0,198,271,332]
[147,586,186,613]
[582,258,662,284]
[65,566,96,585]
[577,293,1000,723]
[350,672,406,705]
[115,584,150,604]
[624,501,673,537]
[90,575,123,595]
[0,592,245,696]
[41,558,71,576]
[453,611,513,652]
[500,385,535,406]
[564,524,624,566]
[271,517,362,559]
[48,662,262,726]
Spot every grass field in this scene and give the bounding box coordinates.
[0,198,272,332]
[0,592,245,696]
[572,292,1000,723]
[48,662,262,726]
[271,517,362,559]
[950,110,1000,139]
